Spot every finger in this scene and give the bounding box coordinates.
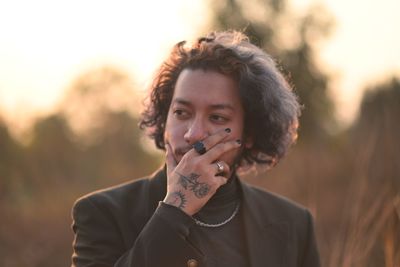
[204,139,242,162]
[191,128,232,155]
[215,175,228,187]
[165,143,177,174]
[214,161,230,176]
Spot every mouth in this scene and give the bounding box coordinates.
[174,146,192,160]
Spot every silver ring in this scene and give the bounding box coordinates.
[216,161,224,173]
[193,141,206,155]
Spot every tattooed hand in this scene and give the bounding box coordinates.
[163,128,241,215]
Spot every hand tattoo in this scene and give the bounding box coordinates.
[166,191,187,209]
[177,172,210,198]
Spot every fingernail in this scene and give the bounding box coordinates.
[225,128,231,133]
[236,139,241,145]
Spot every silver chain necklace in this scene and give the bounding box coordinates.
[192,201,240,228]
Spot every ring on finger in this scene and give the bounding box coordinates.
[193,141,207,155]
[216,161,224,173]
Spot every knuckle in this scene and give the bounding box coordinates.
[181,153,190,161]
[192,158,202,169]
[206,169,215,176]
[214,144,225,153]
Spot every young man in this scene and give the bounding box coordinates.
[71,31,320,267]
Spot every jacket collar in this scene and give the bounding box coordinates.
[147,168,289,266]
[240,180,289,267]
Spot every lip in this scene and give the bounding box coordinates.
[175,151,190,158]
[174,146,192,160]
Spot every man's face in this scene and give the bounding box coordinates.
[164,68,246,171]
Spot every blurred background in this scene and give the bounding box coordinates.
[0,0,399,266]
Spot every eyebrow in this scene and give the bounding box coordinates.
[172,98,235,111]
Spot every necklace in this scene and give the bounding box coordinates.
[192,201,240,228]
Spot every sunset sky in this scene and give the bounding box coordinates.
[1,0,399,131]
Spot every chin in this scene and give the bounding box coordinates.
[174,154,184,164]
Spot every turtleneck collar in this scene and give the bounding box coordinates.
[203,173,241,209]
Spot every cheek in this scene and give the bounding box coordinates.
[164,115,174,143]
[228,121,245,141]
[164,119,186,144]
[219,146,242,167]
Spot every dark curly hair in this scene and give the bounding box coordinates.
[140,31,300,168]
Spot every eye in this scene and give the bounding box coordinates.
[173,109,190,119]
[210,114,229,123]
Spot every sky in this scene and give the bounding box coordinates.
[305,0,400,123]
[0,0,399,132]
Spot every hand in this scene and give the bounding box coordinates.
[163,128,241,215]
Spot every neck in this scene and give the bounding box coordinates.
[205,173,240,208]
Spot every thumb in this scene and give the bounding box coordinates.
[165,143,177,175]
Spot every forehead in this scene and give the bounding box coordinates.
[173,68,241,107]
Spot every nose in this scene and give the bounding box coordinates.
[184,118,209,145]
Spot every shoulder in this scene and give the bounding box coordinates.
[241,181,320,265]
[74,176,149,210]
[241,181,312,222]
[72,168,165,219]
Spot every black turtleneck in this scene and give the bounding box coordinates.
[193,173,240,224]
[156,175,249,267]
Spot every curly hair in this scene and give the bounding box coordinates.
[140,30,301,167]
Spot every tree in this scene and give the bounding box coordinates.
[59,66,161,185]
[328,77,400,267]
[207,0,336,141]
[351,77,400,192]
[21,114,81,195]
[60,66,140,141]
[0,118,23,202]
[0,67,162,266]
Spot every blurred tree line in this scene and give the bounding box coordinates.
[0,67,162,266]
[208,0,399,266]
[0,0,399,266]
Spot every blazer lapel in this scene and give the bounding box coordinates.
[240,181,289,267]
[143,169,290,266]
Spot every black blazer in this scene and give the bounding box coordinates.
[71,168,320,267]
